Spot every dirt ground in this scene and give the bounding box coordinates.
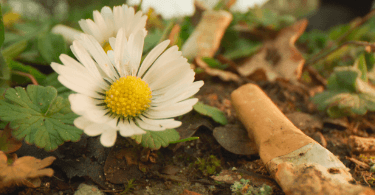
[6,74,373,195]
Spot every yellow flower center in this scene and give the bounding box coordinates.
[103,42,113,53]
[104,76,152,117]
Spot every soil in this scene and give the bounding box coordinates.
[9,76,375,195]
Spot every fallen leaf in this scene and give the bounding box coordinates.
[0,123,22,154]
[0,151,55,191]
[285,112,323,131]
[176,112,213,140]
[237,19,308,82]
[195,57,242,83]
[180,189,202,195]
[213,124,257,155]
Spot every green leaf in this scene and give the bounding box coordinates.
[132,129,180,150]
[327,68,358,92]
[355,53,368,82]
[37,32,67,63]
[143,29,163,53]
[7,60,46,84]
[41,73,72,98]
[201,57,228,70]
[2,39,28,60]
[0,85,82,151]
[193,101,228,125]
[0,3,5,47]
[312,65,375,118]
[365,52,375,72]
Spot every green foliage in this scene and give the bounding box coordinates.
[121,179,136,194]
[7,60,46,84]
[231,179,272,195]
[201,57,228,70]
[0,4,5,47]
[241,8,295,30]
[0,85,82,151]
[0,5,10,88]
[193,102,228,125]
[41,73,73,98]
[299,30,328,55]
[194,155,221,176]
[131,128,180,150]
[37,32,67,64]
[312,53,375,118]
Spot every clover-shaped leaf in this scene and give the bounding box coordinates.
[193,101,228,125]
[312,56,375,118]
[0,85,82,151]
[132,129,180,150]
[0,151,55,192]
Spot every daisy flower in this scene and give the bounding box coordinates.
[78,4,147,52]
[127,0,195,19]
[51,29,203,147]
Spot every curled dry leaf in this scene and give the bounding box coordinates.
[237,19,308,82]
[0,123,22,154]
[0,151,55,191]
[195,57,242,83]
[213,124,257,155]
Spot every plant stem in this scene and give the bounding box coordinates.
[12,71,38,85]
[306,41,375,66]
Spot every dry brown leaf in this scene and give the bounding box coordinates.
[0,151,55,191]
[168,24,181,46]
[237,19,308,82]
[195,57,242,83]
[0,123,22,154]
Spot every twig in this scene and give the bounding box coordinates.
[158,19,176,44]
[305,8,375,66]
[345,156,370,169]
[306,41,375,66]
[12,70,39,85]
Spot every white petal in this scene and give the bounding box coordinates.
[139,115,182,129]
[58,76,101,98]
[148,65,193,91]
[83,107,112,124]
[135,117,166,131]
[130,120,146,134]
[100,129,118,147]
[118,120,135,137]
[127,30,144,75]
[151,70,195,96]
[152,81,204,106]
[145,98,198,119]
[69,94,98,115]
[84,123,108,136]
[71,40,102,80]
[137,40,170,77]
[74,116,92,129]
[93,10,110,40]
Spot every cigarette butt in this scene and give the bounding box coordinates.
[231,83,316,163]
[231,83,375,195]
[181,10,232,60]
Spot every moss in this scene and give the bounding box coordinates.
[194,155,222,176]
[231,179,272,195]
